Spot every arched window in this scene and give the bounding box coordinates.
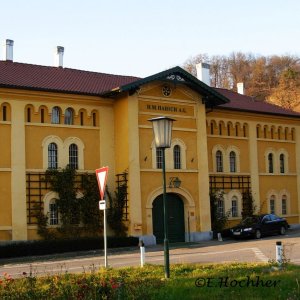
[219,123,222,135]
[51,106,60,124]
[49,199,59,225]
[270,195,275,214]
[229,151,236,173]
[264,127,267,138]
[217,198,224,217]
[281,195,287,215]
[174,145,181,169]
[268,153,274,173]
[210,122,214,135]
[271,127,274,139]
[231,196,238,217]
[216,150,223,172]
[256,126,260,138]
[48,142,58,169]
[156,148,163,169]
[280,154,285,174]
[235,124,239,137]
[285,128,288,140]
[2,105,7,121]
[27,107,31,122]
[93,112,97,127]
[227,124,231,136]
[243,125,247,137]
[69,144,78,169]
[64,108,74,125]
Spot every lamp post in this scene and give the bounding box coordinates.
[149,116,175,279]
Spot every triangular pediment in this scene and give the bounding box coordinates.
[101,66,229,107]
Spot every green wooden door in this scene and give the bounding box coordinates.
[152,193,185,243]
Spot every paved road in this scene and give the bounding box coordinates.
[1,229,299,278]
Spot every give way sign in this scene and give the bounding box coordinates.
[95,166,109,200]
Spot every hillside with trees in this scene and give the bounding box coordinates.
[182,52,300,110]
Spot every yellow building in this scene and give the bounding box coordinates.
[1,40,300,244]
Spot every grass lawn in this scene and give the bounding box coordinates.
[0,262,299,299]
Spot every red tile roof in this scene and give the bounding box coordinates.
[215,88,300,118]
[1,60,299,118]
[0,61,139,95]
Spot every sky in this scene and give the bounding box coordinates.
[1,0,300,78]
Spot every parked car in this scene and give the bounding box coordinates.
[230,214,289,239]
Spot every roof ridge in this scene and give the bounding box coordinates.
[0,60,139,79]
[215,86,298,113]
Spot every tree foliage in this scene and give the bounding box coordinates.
[210,190,230,234]
[241,190,256,220]
[37,166,128,240]
[183,52,300,108]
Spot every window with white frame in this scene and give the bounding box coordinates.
[270,195,275,214]
[156,148,163,169]
[64,108,74,125]
[48,142,58,169]
[229,151,236,173]
[51,106,60,124]
[231,196,238,217]
[69,143,78,169]
[268,153,274,173]
[279,153,285,174]
[217,198,225,217]
[49,199,59,225]
[216,150,223,172]
[173,145,181,169]
[281,195,287,215]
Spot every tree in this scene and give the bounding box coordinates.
[241,190,256,220]
[182,52,300,106]
[267,68,300,109]
[210,190,230,235]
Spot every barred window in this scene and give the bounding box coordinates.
[64,108,74,125]
[229,151,236,172]
[69,143,78,169]
[174,145,181,169]
[216,150,223,172]
[51,106,60,124]
[156,148,163,169]
[48,143,58,169]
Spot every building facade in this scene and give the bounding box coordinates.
[1,40,300,243]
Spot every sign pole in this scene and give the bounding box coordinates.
[103,203,108,268]
[95,167,109,269]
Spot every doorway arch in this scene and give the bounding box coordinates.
[152,193,185,243]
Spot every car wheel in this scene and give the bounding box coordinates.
[280,226,286,235]
[255,229,261,239]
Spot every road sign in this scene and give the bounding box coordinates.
[99,200,106,210]
[95,167,109,200]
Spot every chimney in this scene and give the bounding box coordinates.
[237,82,244,95]
[3,39,14,61]
[54,46,64,67]
[196,62,210,86]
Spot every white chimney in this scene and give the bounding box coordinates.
[3,39,14,61]
[196,62,210,86]
[54,46,64,67]
[237,82,244,95]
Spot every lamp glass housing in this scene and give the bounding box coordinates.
[149,116,175,148]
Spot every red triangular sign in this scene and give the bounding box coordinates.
[95,167,109,200]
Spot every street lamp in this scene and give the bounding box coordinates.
[149,116,175,279]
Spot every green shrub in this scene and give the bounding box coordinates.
[0,236,139,259]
